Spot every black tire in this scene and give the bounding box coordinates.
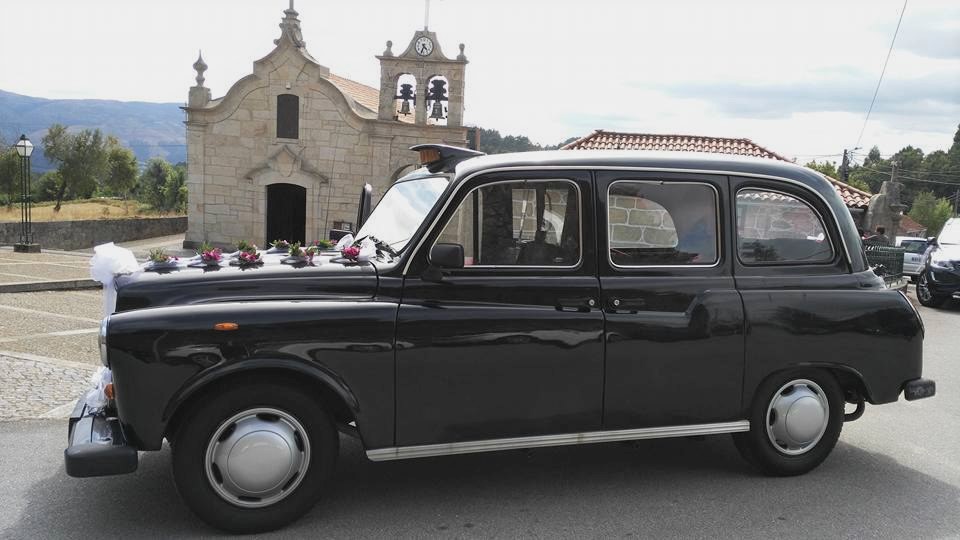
[172,380,338,533]
[733,369,843,476]
[916,271,948,308]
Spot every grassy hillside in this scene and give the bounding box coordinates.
[0,199,182,222]
[0,90,185,171]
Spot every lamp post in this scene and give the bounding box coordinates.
[13,134,40,253]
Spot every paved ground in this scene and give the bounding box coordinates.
[0,290,957,538]
[0,234,189,292]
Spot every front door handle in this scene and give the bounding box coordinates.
[556,297,596,312]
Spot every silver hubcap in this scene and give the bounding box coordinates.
[204,407,310,508]
[766,379,829,456]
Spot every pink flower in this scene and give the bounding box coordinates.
[201,248,222,263]
[342,246,361,260]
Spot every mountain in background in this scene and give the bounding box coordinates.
[0,89,185,171]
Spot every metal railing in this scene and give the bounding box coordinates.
[863,242,906,286]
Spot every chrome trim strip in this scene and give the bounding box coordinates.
[606,179,722,269]
[366,420,750,461]
[403,165,853,276]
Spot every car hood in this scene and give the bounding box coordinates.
[933,243,960,263]
[114,252,379,312]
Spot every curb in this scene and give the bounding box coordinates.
[0,279,101,293]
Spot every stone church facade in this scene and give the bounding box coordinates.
[183,2,468,248]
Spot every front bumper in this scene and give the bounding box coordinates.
[903,378,936,401]
[64,399,138,478]
[927,268,960,297]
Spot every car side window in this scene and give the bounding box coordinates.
[435,179,581,267]
[607,181,719,266]
[736,188,834,264]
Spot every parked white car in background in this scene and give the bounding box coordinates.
[896,236,929,280]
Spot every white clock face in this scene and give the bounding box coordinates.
[415,36,434,56]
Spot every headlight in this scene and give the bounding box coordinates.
[929,251,954,270]
[99,316,110,367]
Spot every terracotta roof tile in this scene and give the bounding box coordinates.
[562,129,873,209]
[327,73,414,124]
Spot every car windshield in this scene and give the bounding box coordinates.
[939,219,960,245]
[355,175,450,251]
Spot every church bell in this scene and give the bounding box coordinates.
[399,100,411,115]
[430,100,445,120]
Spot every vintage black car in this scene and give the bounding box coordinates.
[916,217,960,307]
[66,146,935,533]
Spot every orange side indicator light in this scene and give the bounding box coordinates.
[104,383,115,401]
[214,322,239,331]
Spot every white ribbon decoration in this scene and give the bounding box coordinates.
[89,242,140,316]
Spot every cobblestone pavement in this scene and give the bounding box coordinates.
[0,289,102,418]
[0,354,95,419]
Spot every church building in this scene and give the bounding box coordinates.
[183,2,468,248]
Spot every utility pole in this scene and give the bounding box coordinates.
[840,149,850,182]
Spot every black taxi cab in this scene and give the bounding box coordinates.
[66,146,935,533]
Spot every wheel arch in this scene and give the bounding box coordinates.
[163,359,359,445]
[746,363,875,408]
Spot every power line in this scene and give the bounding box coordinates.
[854,0,908,150]
[861,166,960,185]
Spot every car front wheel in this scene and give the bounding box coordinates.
[916,271,947,308]
[733,369,843,476]
[172,380,338,533]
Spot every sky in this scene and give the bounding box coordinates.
[1,0,958,164]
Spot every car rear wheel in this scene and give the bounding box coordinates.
[733,369,843,476]
[172,381,338,533]
[916,271,947,308]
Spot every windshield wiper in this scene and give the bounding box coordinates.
[367,236,400,258]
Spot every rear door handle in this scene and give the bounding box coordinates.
[607,297,646,312]
[556,297,596,312]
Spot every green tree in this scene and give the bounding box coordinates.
[804,160,839,178]
[103,144,138,197]
[161,163,187,212]
[0,147,20,204]
[909,191,955,236]
[33,171,62,202]
[137,157,174,210]
[42,124,110,210]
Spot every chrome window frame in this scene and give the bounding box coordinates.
[427,178,584,270]
[605,179,721,269]
[404,166,854,276]
[735,186,837,266]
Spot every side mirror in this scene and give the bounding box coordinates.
[430,243,464,269]
[927,236,937,245]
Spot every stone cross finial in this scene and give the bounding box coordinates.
[193,51,208,87]
[277,1,305,47]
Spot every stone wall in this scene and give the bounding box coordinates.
[0,217,186,251]
[608,195,678,248]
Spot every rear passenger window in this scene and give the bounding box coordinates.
[736,189,833,264]
[607,181,718,266]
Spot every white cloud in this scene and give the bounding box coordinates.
[1,0,957,158]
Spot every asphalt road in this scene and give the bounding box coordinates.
[1,294,958,539]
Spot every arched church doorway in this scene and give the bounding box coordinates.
[266,183,306,244]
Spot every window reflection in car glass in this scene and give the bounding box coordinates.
[607,181,718,266]
[436,180,581,266]
[736,189,833,264]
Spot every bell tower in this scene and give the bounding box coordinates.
[377,22,467,127]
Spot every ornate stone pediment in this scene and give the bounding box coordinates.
[244,145,328,184]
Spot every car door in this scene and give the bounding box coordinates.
[596,171,746,429]
[396,170,604,446]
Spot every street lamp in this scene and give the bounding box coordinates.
[13,134,40,253]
